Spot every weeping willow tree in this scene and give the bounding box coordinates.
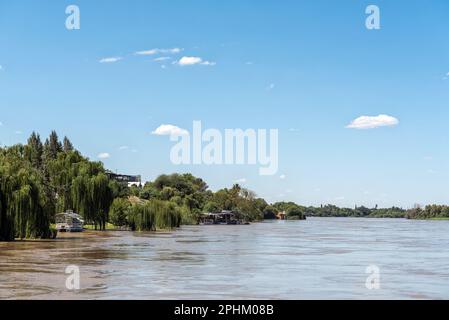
[1,133,119,241]
[0,174,16,241]
[12,180,52,239]
[0,151,53,241]
[127,202,156,231]
[71,172,113,230]
[155,201,182,230]
[127,200,182,231]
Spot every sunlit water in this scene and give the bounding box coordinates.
[1,217,449,299]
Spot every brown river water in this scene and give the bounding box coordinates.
[1,217,448,300]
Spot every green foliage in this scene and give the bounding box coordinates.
[63,136,74,152]
[406,205,449,219]
[203,201,221,213]
[272,202,306,220]
[109,198,131,227]
[71,172,113,230]
[0,131,117,240]
[127,200,181,231]
[0,146,52,240]
[263,205,277,219]
[304,204,406,218]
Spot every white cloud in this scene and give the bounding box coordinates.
[200,61,216,66]
[174,56,216,66]
[99,57,122,63]
[98,153,110,159]
[267,83,275,90]
[0,121,3,126]
[118,146,129,150]
[234,178,247,184]
[153,57,171,62]
[346,114,399,129]
[135,48,182,56]
[15,130,23,135]
[152,124,189,136]
[280,174,286,180]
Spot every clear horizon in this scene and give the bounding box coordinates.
[1,0,449,208]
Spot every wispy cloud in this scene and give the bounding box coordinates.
[174,56,216,66]
[135,48,182,56]
[0,65,3,71]
[152,124,189,136]
[346,114,399,129]
[234,178,247,184]
[118,146,129,150]
[153,57,171,62]
[280,174,286,180]
[0,121,3,126]
[98,152,110,159]
[99,57,122,63]
[15,130,23,135]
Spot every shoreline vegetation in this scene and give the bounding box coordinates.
[0,131,448,241]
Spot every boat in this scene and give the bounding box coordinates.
[198,211,249,225]
[55,210,84,232]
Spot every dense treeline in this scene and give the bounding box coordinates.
[303,205,407,218]
[0,131,117,240]
[113,174,303,227]
[406,205,449,220]
[0,131,305,241]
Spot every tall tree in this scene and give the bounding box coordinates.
[63,136,74,152]
[26,132,43,169]
[44,131,62,161]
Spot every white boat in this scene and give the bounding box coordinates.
[55,211,84,232]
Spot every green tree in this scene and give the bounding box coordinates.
[25,132,43,169]
[109,198,131,227]
[63,136,74,152]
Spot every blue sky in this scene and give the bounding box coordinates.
[1,0,449,208]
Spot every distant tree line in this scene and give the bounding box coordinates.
[303,205,407,218]
[406,205,449,220]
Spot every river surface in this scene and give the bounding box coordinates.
[0,217,448,300]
